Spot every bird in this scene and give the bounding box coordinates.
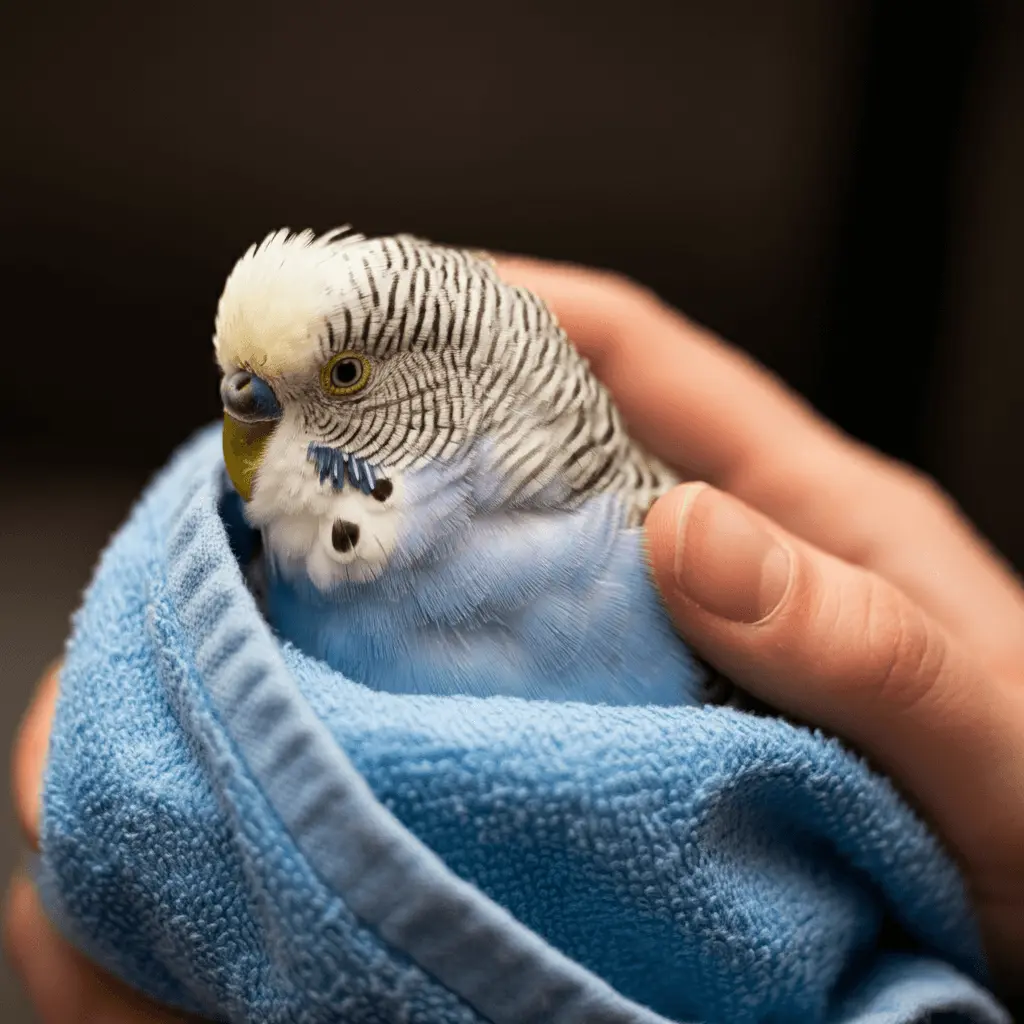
[214,227,714,706]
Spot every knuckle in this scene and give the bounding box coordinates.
[860,574,946,714]
[588,265,643,296]
[883,457,960,519]
[585,273,668,356]
[902,464,943,501]
[791,563,947,715]
[587,267,664,318]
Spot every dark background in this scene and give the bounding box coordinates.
[1,1,1021,1017]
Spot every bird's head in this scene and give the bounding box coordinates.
[214,228,670,586]
[215,228,531,499]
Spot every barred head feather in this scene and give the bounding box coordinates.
[215,228,677,526]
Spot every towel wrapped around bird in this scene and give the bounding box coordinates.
[35,231,1009,1023]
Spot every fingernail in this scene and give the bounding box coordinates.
[673,486,792,623]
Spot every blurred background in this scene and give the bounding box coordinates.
[1,1,1021,1016]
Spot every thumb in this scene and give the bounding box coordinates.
[645,483,1011,851]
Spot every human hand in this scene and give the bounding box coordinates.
[497,256,1024,997]
[4,663,201,1023]
[7,258,1023,1016]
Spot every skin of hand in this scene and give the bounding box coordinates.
[6,258,1024,1019]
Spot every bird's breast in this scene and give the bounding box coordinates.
[263,489,707,707]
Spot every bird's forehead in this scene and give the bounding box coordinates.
[215,305,323,378]
[214,257,332,377]
[213,228,510,377]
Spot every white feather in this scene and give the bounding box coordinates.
[246,413,405,587]
[214,227,364,377]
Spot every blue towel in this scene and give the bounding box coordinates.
[35,425,1009,1024]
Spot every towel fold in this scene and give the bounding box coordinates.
[36,425,1009,1023]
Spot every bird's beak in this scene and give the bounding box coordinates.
[220,370,282,501]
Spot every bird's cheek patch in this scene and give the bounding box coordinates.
[303,476,406,587]
[331,518,360,553]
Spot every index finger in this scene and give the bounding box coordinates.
[495,255,838,487]
[495,256,1024,674]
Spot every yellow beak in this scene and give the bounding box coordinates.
[222,414,276,502]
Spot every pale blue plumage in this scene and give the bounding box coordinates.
[266,443,706,705]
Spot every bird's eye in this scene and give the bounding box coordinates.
[321,351,371,396]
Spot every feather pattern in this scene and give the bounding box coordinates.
[214,229,678,526]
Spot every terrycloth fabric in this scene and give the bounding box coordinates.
[37,425,1009,1024]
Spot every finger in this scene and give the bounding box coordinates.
[12,660,61,853]
[497,256,1024,674]
[3,871,199,1023]
[644,483,1024,864]
[494,255,837,486]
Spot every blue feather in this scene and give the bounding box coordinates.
[270,444,705,706]
[307,443,378,496]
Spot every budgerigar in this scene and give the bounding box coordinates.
[215,228,713,706]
